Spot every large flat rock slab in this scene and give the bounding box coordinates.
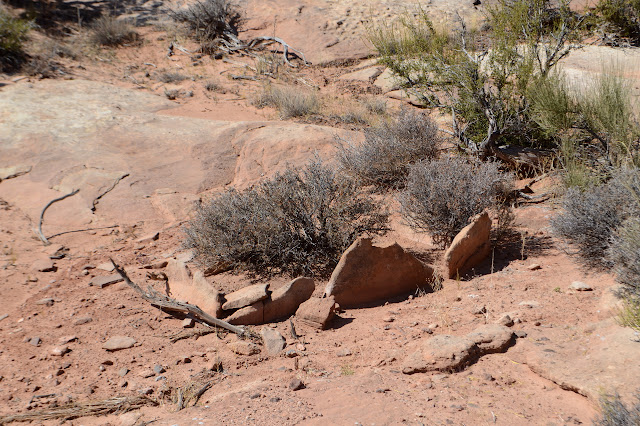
[0,80,352,230]
[508,319,640,403]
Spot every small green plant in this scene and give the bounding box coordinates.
[253,84,319,119]
[596,0,640,45]
[553,287,561,293]
[340,364,355,376]
[0,9,31,71]
[617,298,640,332]
[362,97,387,115]
[399,157,513,248]
[183,158,388,277]
[369,0,583,164]
[90,15,139,46]
[529,68,640,173]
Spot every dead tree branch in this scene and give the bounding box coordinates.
[35,189,80,245]
[110,259,247,337]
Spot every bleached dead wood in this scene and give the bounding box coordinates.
[110,259,247,337]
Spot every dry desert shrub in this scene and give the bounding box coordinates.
[399,157,513,248]
[183,159,388,277]
[90,15,138,46]
[0,9,31,71]
[253,84,319,119]
[610,217,640,299]
[158,71,189,83]
[172,0,243,43]
[552,168,640,269]
[594,392,640,426]
[337,109,442,189]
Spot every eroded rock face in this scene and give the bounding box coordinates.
[324,238,436,308]
[443,211,491,279]
[402,324,515,374]
[295,296,338,330]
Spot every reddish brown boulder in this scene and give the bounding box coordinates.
[324,238,435,307]
[295,296,337,330]
[443,211,491,279]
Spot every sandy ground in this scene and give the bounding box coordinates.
[1,0,640,424]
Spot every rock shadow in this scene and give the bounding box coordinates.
[457,229,555,280]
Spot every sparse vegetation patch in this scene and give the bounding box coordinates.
[90,15,139,47]
[337,109,442,189]
[399,157,513,248]
[253,85,319,119]
[0,9,31,71]
[184,159,389,277]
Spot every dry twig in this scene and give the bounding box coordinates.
[35,189,80,245]
[0,396,156,424]
[110,258,247,337]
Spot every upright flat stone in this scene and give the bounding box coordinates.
[443,211,491,279]
[295,296,337,330]
[324,238,435,308]
[165,261,224,318]
[263,277,315,323]
[222,283,269,311]
[260,327,286,356]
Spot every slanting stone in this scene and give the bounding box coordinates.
[263,277,315,323]
[89,274,124,288]
[32,258,56,273]
[227,341,261,356]
[466,324,515,353]
[103,336,136,351]
[402,335,478,374]
[165,258,192,288]
[443,211,492,279]
[569,281,593,291]
[166,264,224,318]
[324,238,436,308]
[260,327,286,355]
[227,301,264,325]
[222,284,270,311]
[295,296,337,330]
